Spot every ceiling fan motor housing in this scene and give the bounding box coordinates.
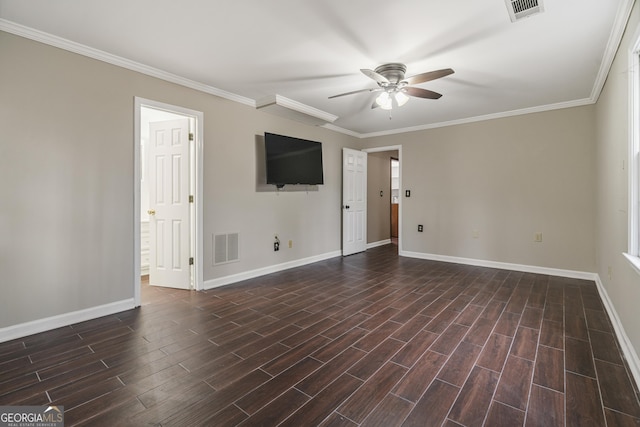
[374,63,407,84]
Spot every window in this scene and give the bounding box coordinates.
[625,28,640,273]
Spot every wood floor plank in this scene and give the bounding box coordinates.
[494,355,534,410]
[437,341,483,387]
[565,336,596,377]
[525,384,564,427]
[400,379,459,427]
[391,329,439,368]
[1,245,639,426]
[235,356,321,415]
[360,393,413,427]
[533,345,564,392]
[279,373,363,427]
[393,350,448,402]
[510,326,539,360]
[484,401,525,426]
[476,333,512,373]
[447,366,500,426]
[238,388,310,427]
[590,329,624,365]
[566,371,605,426]
[337,361,406,423]
[296,346,366,397]
[595,359,640,418]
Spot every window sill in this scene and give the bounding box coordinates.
[623,252,640,276]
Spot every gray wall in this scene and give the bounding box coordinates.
[366,107,597,272]
[0,31,360,328]
[595,2,640,356]
[4,5,639,365]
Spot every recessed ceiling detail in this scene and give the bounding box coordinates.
[505,0,544,22]
[256,95,338,126]
[0,0,628,136]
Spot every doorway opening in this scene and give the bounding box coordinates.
[363,145,402,253]
[134,98,204,306]
[391,158,399,246]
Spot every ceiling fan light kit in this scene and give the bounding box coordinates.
[330,63,454,111]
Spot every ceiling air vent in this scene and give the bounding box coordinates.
[505,0,544,22]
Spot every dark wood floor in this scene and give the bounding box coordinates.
[2,245,640,426]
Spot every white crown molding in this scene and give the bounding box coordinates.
[0,298,135,343]
[1,0,635,139]
[256,94,338,126]
[321,123,362,138]
[358,98,595,139]
[0,19,255,107]
[590,0,636,101]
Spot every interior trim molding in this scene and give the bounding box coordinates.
[590,0,637,101]
[2,0,634,142]
[204,250,342,290]
[594,274,640,390]
[0,299,136,344]
[367,239,392,249]
[0,19,255,108]
[357,98,594,139]
[256,94,338,126]
[400,250,597,280]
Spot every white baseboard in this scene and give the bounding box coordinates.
[204,250,342,290]
[593,275,640,390]
[0,298,136,344]
[399,250,597,280]
[367,239,392,249]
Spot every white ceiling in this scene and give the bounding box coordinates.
[0,0,631,137]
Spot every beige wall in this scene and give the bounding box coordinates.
[0,31,359,328]
[4,9,638,351]
[366,151,397,243]
[595,2,640,354]
[365,107,597,272]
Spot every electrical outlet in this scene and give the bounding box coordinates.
[418,225,423,232]
[288,240,293,248]
[274,234,280,252]
[473,229,479,239]
[534,232,543,242]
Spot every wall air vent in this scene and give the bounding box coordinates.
[505,0,544,22]
[213,233,239,265]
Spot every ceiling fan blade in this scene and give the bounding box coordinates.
[404,87,443,99]
[328,88,380,99]
[361,69,389,84]
[405,68,454,85]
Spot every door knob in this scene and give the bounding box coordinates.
[147,209,156,215]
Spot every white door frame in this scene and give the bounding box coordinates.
[363,145,402,253]
[134,97,204,306]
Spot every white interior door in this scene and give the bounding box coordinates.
[342,148,367,256]
[147,118,191,289]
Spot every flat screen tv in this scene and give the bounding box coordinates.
[265,132,324,188]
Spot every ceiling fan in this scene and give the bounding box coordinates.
[329,63,454,110]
